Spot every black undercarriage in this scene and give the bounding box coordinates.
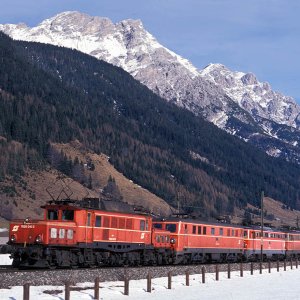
[8,243,300,269]
[9,243,174,268]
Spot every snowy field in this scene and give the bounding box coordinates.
[0,236,8,245]
[0,254,12,265]
[1,267,300,300]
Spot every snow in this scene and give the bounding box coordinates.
[266,148,282,157]
[0,237,8,244]
[0,228,8,233]
[200,63,226,76]
[0,11,199,81]
[208,111,228,128]
[199,63,300,129]
[1,268,300,299]
[0,254,12,265]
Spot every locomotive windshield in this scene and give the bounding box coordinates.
[166,223,177,233]
[62,210,74,221]
[154,223,163,229]
[47,209,58,220]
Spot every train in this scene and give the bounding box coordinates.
[5,197,300,268]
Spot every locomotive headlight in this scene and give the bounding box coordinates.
[35,234,42,243]
[170,238,176,244]
[10,234,16,242]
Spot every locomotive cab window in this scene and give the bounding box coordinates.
[95,216,102,227]
[198,226,202,235]
[219,228,223,236]
[166,223,177,233]
[192,226,196,234]
[47,209,58,220]
[154,223,163,229]
[62,210,74,221]
[140,220,145,231]
[87,213,91,226]
[211,228,215,235]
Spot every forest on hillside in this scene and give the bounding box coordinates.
[0,32,300,217]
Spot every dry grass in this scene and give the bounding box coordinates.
[260,197,300,227]
[0,168,98,223]
[53,141,172,216]
[233,197,300,228]
[0,141,172,224]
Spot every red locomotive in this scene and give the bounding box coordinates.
[243,228,286,261]
[154,218,300,263]
[153,219,245,263]
[6,197,300,268]
[7,199,173,268]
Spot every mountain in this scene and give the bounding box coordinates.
[200,63,300,129]
[0,140,172,220]
[1,11,300,163]
[1,31,300,219]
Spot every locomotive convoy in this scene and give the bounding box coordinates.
[5,197,300,268]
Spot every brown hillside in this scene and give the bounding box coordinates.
[0,168,98,221]
[53,141,172,216]
[0,142,171,224]
[232,197,300,228]
[0,142,172,225]
[260,197,300,228]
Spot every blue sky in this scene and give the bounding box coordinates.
[1,0,299,102]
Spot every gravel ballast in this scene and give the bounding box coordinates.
[0,261,291,288]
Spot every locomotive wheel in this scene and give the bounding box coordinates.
[71,264,78,269]
[157,254,163,265]
[49,264,57,270]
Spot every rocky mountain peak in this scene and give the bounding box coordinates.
[1,11,300,163]
[202,63,227,72]
[200,63,300,129]
[241,73,258,85]
[40,11,114,36]
[119,19,144,30]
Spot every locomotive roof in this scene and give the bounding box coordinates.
[154,217,245,228]
[154,217,293,232]
[42,199,152,218]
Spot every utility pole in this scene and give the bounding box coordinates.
[260,191,264,262]
[177,189,180,214]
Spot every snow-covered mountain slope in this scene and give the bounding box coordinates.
[0,11,230,122]
[1,11,300,163]
[200,63,300,129]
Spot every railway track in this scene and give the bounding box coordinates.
[0,265,38,273]
[0,260,291,273]
[0,260,296,289]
